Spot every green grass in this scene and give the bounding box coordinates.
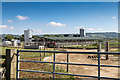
[65,43,98,49]
[110,48,120,53]
[65,41,119,49]
[1,47,76,79]
[66,45,97,48]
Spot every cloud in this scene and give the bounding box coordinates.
[47,22,66,27]
[0,25,8,28]
[112,16,116,19]
[10,26,14,29]
[0,25,15,30]
[9,26,14,30]
[8,20,13,22]
[16,15,29,20]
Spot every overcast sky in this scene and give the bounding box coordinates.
[1,2,118,35]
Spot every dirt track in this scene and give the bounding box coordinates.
[44,49,120,78]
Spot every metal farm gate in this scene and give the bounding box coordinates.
[16,50,120,80]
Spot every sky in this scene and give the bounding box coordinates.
[1,2,118,35]
[2,0,120,2]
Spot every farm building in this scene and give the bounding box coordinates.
[24,29,45,49]
[23,29,113,49]
[11,39,21,47]
[2,41,12,47]
[2,39,21,47]
[24,36,105,48]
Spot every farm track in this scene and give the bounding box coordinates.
[44,49,119,78]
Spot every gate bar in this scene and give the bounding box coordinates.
[53,52,55,80]
[19,60,120,68]
[17,50,120,54]
[16,50,19,79]
[18,69,120,80]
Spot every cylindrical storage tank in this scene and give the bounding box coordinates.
[24,29,33,43]
[28,29,32,39]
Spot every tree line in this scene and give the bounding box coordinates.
[0,34,63,41]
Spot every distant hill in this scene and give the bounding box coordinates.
[86,32,118,38]
[0,34,21,39]
[0,32,118,39]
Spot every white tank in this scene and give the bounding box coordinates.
[24,29,33,43]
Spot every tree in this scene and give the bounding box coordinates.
[21,34,24,37]
[0,36,2,41]
[32,35,39,38]
[43,34,51,37]
[43,34,63,37]
[54,35,63,37]
[20,34,24,41]
[5,35,14,40]
[14,37,20,40]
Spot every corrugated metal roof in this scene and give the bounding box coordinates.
[43,37,103,40]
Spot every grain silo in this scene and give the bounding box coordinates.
[24,29,33,43]
[80,28,85,37]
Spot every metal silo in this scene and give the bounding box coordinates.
[24,29,33,43]
[80,28,85,37]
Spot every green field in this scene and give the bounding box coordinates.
[65,41,118,49]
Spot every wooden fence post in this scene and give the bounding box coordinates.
[97,42,101,80]
[67,53,69,72]
[105,41,109,60]
[40,48,42,61]
[97,42,101,52]
[44,47,45,57]
[54,45,55,51]
[6,49,17,80]
[63,45,64,51]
